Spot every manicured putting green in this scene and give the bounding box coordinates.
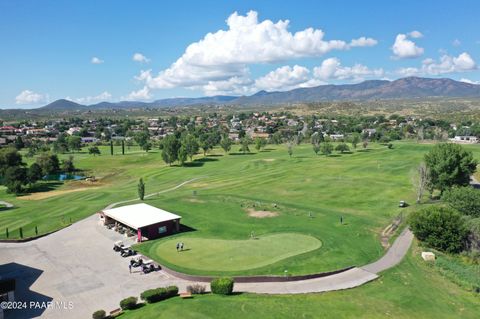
[154,233,322,271]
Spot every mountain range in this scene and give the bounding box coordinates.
[7,77,480,111]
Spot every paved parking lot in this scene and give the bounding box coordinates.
[0,215,192,319]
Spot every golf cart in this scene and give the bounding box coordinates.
[113,241,124,252]
[399,200,407,208]
[130,257,143,268]
[141,259,156,274]
[120,245,136,257]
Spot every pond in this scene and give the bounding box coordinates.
[43,174,85,181]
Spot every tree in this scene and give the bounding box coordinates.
[312,143,320,155]
[4,166,27,194]
[138,178,145,201]
[199,133,214,156]
[62,156,75,173]
[183,135,199,161]
[36,153,60,175]
[335,143,350,154]
[220,137,232,154]
[178,145,188,166]
[67,135,82,153]
[362,140,368,149]
[350,133,360,149]
[134,132,150,153]
[254,138,267,152]
[110,140,114,155]
[320,142,333,156]
[424,143,477,194]
[54,133,69,153]
[88,146,101,156]
[409,206,467,253]
[443,186,480,217]
[161,135,180,165]
[27,163,43,186]
[14,136,25,150]
[240,137,251,154]
[0,147,24,176]
[411,162,429,203]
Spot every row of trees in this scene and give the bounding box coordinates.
[409,143,479,256]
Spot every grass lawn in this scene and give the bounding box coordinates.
[141,233,321,271]
[1,141,479,276]
[121,242,480,319]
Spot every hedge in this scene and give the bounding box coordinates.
[210,277,234,295]
[120,296,138,310]
[140,285,179,303]
[92,310,106,319]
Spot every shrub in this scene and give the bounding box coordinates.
[443,187,480,218]
[187,284,206,294]
[210,277,234,295]
[92,310,106,319]
[119,296,137,310]
[409,206,467,253]
[140,286,178,303]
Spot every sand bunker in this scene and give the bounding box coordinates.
[247,208,279,218]
[263,158,275,162]
[18,187,100,200]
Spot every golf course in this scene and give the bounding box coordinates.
[1,142,479,278]
[1,140,480,318]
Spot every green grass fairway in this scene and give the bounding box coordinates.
[146,233,321,271]
[1,142,479,276]
[121,243,480,319]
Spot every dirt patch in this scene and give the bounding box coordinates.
[18,186,101,200]
[246,208,279,218]
[185,198,206,203]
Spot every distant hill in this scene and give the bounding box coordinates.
[231,77,480,105]
[8,77,480,111]
[40,99,85,110]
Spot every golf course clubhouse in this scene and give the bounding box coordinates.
[100,203,181,242]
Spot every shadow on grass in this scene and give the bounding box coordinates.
[182,157,219,168]
[179,224,197,234]
[327,154,341,158]
[356,149,371,153]
[207,154,224,157]
[19,181,63,196]
[263,148,276,151]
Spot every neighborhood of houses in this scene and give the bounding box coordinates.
[0,112,479,149]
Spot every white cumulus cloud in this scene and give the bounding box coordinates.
[460,78,480,85]
[409,30,423,38]
[255,65,314,91]
[133,53,150,63]
[123,87,152,101]
[15,90,48,105]
[349,37,378,47]
[391,33,424,59]
[135,10,377,95]
[68,91,112,104]
[397,52,477,76]
[313,57,384,81]
[91,57,104,64]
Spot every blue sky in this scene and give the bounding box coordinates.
[1,0,480,108]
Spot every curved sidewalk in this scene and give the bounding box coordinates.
[234,228,413,294]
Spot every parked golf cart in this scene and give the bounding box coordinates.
[142,259,156,273]
[113,241,124,252]
[120,245,136,257]
[130,257,143,268]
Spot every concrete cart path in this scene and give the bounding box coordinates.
[0,201,14,208]
[361,228,414,274]
[103,177,204,210]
